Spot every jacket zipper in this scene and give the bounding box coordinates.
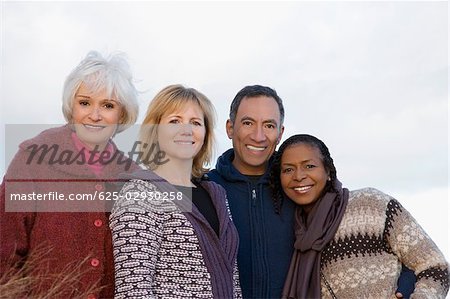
[252,189,256,206]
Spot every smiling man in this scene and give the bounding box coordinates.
[226,94,282,175]
[208,85,296,298]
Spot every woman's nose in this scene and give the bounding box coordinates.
[293,169,306,181]
[89,107,102,121]
[179,124,193,135]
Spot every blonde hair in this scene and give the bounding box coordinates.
[139,84,216,178]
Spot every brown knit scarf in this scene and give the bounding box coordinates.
[282,179,349,299]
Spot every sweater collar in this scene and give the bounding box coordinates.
[71,131,115,176]
[214,148,272,184]
[18,124,133,178]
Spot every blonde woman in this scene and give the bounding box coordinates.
[110,85,241,298]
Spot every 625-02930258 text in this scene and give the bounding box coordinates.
[8,191,184,201]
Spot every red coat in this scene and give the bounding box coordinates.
[1,125,139,299]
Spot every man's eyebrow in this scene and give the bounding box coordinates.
[239,116,278,123]
[239,116,256,122]
[262,119,278,125]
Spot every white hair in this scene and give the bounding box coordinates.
[62,51,139,133]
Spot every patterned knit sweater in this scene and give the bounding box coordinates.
[320,188,449,298]
[110,176,242,299]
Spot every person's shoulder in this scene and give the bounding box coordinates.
[198,174,226,192]
[205,169,221,182]
[208,149,239,182]
[19,125,70,151]
[5,126,70,176]
[206,169,217,177]
[348,187,394,208]
[350,187,392,199]
[122,177,158,191]
[108,145,141,172]
[114,178,177,214]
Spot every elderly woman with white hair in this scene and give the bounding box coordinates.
[0,51,140,299]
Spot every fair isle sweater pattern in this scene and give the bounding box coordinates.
[320,188,449,299]
[110,178,241,299]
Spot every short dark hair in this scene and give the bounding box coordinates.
[229,85,285,125]
[270,134,337,214]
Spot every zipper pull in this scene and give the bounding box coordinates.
[252,189,256,206]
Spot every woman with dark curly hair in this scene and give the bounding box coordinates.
[271,134,449,299]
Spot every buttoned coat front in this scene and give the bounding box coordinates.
[1,125,139,299]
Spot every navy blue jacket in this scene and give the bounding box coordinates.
[208,149,296,299]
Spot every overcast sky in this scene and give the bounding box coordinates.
[1,1,448,260]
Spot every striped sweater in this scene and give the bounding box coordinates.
[110,176,242,299]
[320,188,449,298]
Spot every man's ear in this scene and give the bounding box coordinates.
[276,125,285,144]
[226,119,234,139]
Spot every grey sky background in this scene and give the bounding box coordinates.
[1,1,448,261]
